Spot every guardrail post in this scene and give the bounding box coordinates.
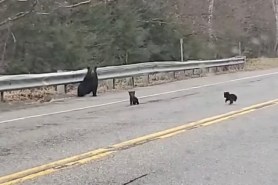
[217,66,223,73]
[131,77,135,87]
[238,64,242,70]
[142,74,149,86]
[169,72,175,79]
[64,84,68,94]
[56,70,66,94]
[0,91,4,102]
[200,67,208,76]
[193,69,200,76]
[105,79,114,90]
[184,69,193,78]
[223,65,228,71]
[56,84,66,94]
[127,77,134,87]
[113,78,116,89]
[213,67,218,73]
[236,64,240,71]
[208,67,213,73]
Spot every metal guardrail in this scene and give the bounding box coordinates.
[0,56,246,95]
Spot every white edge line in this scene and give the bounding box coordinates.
[1,71,278,124]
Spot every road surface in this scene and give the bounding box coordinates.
[1,68,278,185]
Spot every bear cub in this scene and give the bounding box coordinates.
[224,92,237,105]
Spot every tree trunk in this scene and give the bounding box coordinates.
[0,28,10,73]
[208,0,215,41]
[272,0,278,55]
[125,51,128,65]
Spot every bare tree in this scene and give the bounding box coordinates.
[208,0,215,42]
[272,0,278,54]
[0,0,38,27]
[0,0,104,25]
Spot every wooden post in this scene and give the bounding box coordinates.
[64,84,68,94]
[131,77,135,87]
[113,78,116,89]
[0,91,4,102]
[57,70,66,94]
[142,74,149,86]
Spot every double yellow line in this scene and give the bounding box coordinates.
[1,99,278,185]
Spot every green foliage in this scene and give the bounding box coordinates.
[1,0,205,74]
[77,0,185,66]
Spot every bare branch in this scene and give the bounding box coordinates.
[36,6,60,15]
[1,27,10,69]
[59,0,92,8]
[36,0,102,15]
[11,31,16,43]
[138,19,176,25]
[1,39,8,64]
[183,32,198,38]
[138,18,191,26]
[0,0,38,27]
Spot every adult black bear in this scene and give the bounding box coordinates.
[224,92,237,105]
[77,66,98,97]
[128,91,139,105]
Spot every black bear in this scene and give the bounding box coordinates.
[128,91,139,105]
[77,66,98,97]
[224,92,237,105]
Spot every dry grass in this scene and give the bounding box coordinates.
[245,58,278,71]
[3,87,57,103]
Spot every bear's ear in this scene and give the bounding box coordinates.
[86,67,91,71]
[128,91,135,95]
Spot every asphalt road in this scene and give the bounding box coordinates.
[1,68,278,185]
[22,101,278,185]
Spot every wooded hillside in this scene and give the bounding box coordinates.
[0,0,277,74]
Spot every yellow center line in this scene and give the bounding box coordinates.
[1,99,278,185]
